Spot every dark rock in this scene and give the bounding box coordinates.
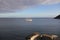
[40,36,52,40]
[54,15,60,19]
[26,32,40,40]
[26,32,59,40]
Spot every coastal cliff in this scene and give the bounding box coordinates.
[54,15,60,19]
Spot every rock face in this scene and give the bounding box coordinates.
[26,32,58,40]
[54,15,60,19]
[26,32,40,40]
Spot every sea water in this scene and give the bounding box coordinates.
[0,18,60,40]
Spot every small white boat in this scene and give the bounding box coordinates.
[25,18,32,22]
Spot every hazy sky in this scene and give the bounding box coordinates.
[0,0,60,18]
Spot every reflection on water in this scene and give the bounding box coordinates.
[0,18,60,40]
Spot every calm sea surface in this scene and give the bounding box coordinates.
[0,18,60,40]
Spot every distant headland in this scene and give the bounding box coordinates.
[54,15,60,19]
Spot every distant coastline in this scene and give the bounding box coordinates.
[54,15,60,19]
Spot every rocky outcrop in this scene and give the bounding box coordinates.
[54,15,60,19]
[26,32,58,40]
[26,32,40,40]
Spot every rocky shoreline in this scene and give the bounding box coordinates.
[54,15,60,19]
[26,32,58,40]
